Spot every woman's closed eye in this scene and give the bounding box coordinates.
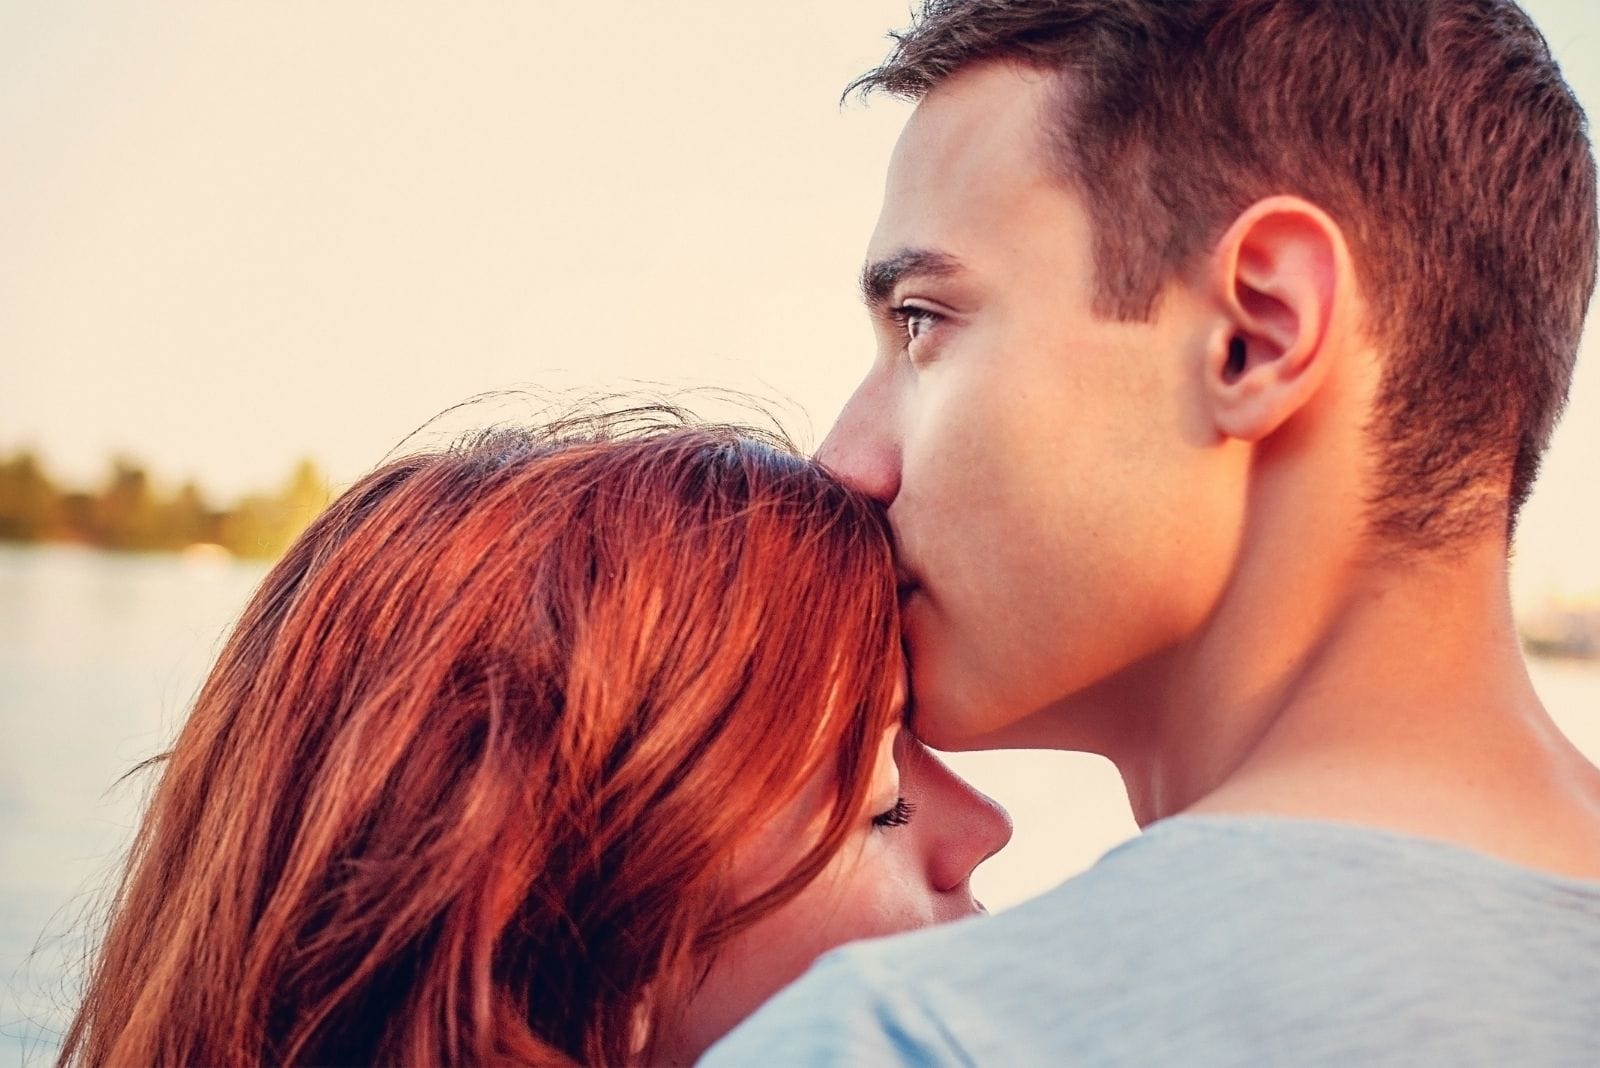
[871,797,916,830]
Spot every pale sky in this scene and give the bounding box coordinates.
[2,1,1596,602]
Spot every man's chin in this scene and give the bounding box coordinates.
[901,603,1015,749]
[905,677,994,752]
[907,660,1055,752]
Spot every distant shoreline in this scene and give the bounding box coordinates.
[3,539,1594,662]
[0,448,329,561]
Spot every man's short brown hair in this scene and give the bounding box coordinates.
[851,0,1596,546]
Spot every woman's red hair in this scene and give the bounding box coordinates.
[60,410,901,1065]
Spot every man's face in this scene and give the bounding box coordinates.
[819,61,1245,750]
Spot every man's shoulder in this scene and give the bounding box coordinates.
[704,816,1600,1066]
[701,817,1255,1064]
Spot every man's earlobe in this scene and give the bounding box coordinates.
[1206,196,1345,442]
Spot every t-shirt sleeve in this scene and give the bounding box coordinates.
[698,947,972,1067]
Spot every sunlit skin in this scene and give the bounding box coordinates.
[655,723,1012,1063]
[820,60,1600,879]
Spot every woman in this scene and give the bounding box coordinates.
[61,410,1010,1066]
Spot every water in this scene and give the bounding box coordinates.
[2,544,1596,1060]
[1,545,272,1061]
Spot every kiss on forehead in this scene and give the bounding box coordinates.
[715,0,1600,1062]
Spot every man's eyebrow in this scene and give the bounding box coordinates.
[859,248,965,310]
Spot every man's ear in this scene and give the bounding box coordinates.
[1204,196,1344,442]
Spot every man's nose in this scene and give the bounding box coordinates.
[815,373,901,504]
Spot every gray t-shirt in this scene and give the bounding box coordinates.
[703,815,1600,1066]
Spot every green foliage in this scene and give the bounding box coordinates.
[92,458,160,550]
[0,450,61,540]
[0,449,331,560]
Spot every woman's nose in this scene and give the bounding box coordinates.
[907,744,1013,893]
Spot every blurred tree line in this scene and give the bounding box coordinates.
[0,449,330,560]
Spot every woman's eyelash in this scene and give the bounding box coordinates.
[872,797,916,829]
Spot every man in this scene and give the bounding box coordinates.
[705,0,1600,1063]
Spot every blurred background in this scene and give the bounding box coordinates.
[3,1,1597,1058]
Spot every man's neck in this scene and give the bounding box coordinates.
[1113,537,1600,880]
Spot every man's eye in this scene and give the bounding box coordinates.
[871,797,916,829]
[889,304,941,343]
